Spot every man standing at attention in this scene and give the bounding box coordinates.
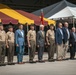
[37,25,45,62]
[6,25,15,65]
[46,25,55,62]
[27,25,36,63]
[62,22,70,59]
[69,27,76,59]
[0,24,6,66]
[15,24,25,64]
[55,23,64,61]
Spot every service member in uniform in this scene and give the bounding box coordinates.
[6,25,15,65]
[37,25,45,62]
[27,25,36,63]
[0,24,6,66]
[46,25,55,62]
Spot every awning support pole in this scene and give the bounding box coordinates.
[27,24,29,55]
[73,17,75,27]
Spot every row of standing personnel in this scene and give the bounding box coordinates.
[0,22,76,66]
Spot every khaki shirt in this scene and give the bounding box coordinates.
[6,31,14,43]
[27,30,36,41]
[0,30,6,42]
[46,29,55,41]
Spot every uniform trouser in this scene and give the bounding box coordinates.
[64,41,69,58]
[0,42,6,64]
[29,40,36,61]
[56,43,64,59]
[38,46,44,60]
[17,45,24,63]
[70,42,76,58]
[7,42,14,63]
[48,40,55,60]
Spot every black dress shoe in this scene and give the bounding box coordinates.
[57,59,63,61]
[29,61,36,63]
[70,57,75,60]
[38,60,45,63]
[8,63,12,65]
[8,63,15,65]
[70,57,72,59]
[48,59,55,62]
[32,61,36,63]
[11,63,15,65]
[70,58,75,60]
[0,64,2,66]
[0,63,6,66]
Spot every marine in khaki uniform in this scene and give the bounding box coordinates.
[6,25,15,65]
[27,25,36,63]
[46,25,55,62]
[0,24,6,66]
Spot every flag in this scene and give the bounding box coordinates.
[41,9,44,25]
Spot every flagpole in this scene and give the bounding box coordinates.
[41,9,44,25]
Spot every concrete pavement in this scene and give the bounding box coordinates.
[0,53,76,75]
